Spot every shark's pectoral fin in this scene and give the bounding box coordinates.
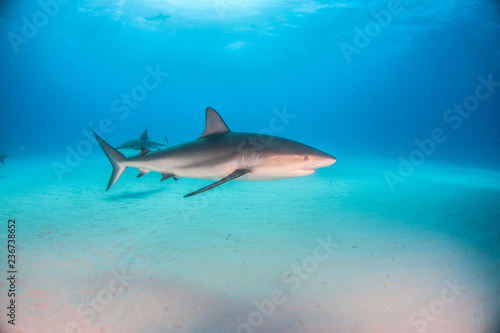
[137,169,150,178]
[173,176,180,181]
[138,147,150,156]
[184,169,251,198]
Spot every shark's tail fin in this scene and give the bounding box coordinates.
[91,128,128,191]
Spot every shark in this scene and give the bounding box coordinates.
[0,154,9,165]
[92,107,336,197]
[145,13,170,22]
[116,129,169,152]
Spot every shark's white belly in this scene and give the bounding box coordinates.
[132,155,315,181]
[240,168,315,181]
[175,158,317,181]
[132,156,238,180]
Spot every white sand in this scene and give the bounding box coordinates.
[0,157,499,333]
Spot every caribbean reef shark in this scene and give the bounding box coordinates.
[92,107,336,197]
[0,154,9,165]
[116,129,168,152]
[145,13,170,22]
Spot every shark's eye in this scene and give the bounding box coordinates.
[304,155,309,161]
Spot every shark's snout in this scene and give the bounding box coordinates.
[319,154,337,168]
[328,154,337,165]
[308,151,336,169]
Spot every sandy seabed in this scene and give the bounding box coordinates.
[0,156,499,333]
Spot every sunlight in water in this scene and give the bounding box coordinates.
[122,0,286,20]
[100,0,350,23]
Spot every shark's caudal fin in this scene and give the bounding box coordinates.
[91,128,128,191]
[140,129,149,140]
[199,107,230,138]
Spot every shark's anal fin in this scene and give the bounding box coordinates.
[140,129,149,141]
[137,169,150,178]
[161,173,175,181]
[184,169,251,197]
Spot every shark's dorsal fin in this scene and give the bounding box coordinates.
[199,107,230,139]
[140,130,149,141]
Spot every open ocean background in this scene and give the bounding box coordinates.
[0,0,499,166]
[1,1,500,333]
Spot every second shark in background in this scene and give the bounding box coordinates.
[116,130,168,154]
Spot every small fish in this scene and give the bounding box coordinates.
[0,154,9,165]
[145,13,170,22]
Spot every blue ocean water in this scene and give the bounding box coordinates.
[1,1,500,333]
[1,0,499,167]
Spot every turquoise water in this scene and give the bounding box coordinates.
[1,1,500,332]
